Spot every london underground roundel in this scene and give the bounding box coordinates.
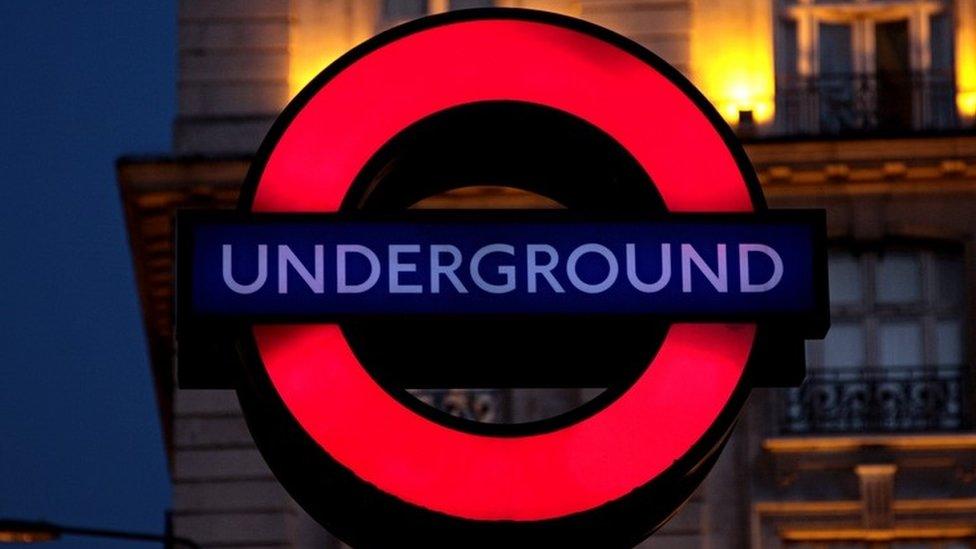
[175,8,828,548]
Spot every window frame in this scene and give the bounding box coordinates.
[807,239,967,372]
[772,0,957,134]
[379,0,494,28]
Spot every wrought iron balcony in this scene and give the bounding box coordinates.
[409,388,507,423]
[780,366,970,435]
[776,71,959,136]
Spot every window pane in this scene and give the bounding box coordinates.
[819,23,852,74]
[383,0,426,20]
[935,254,965,308]
[451,0,492,7]
[824,322,864,368]
[818,23,853,133]
[930,12,953,72]
[777,19,797,78]
[936,319,963,368]
[828,254,861,305]
[879,321,923,367]
[804,339,821,368]
[927,13,957,129]
[876,253,921,304]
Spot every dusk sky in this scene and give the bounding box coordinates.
[0,2,174,547]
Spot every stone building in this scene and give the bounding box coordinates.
[118,0,976,547]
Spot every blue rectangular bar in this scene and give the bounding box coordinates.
[180,212,826,329]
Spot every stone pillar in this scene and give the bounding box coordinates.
[856,463,897,529]
[172,4,346,546]
[171,389,336,548]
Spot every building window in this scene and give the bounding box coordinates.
[381,0,493,28]
[810,247,964,371]
[450,0,493,8]
[382,0,428,22]
[776,0,958,135]
[782,244,968,434]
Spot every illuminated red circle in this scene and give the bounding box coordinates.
[248,17,757,521]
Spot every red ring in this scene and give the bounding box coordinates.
[251,18,756,521]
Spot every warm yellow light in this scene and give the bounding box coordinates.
[959,90,976,120]
[288,0,380,97]
[0,531,57,543]
[290,54,341,98]
[0,521,59,544]
[714,76,775,125]
[957,0,976,121]
[691,0,776,127]
[958,57,976,120]
[707,70,775,126]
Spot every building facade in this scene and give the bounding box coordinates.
[119,1,976,547]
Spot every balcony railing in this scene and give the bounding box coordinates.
[776,71,958,136]
[780,366,970,435]
[409,388,508,423]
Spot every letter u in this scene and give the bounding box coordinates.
[222,244,268,294]
[626,243,671,293]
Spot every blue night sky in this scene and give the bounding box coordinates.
[0,2,174,547]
